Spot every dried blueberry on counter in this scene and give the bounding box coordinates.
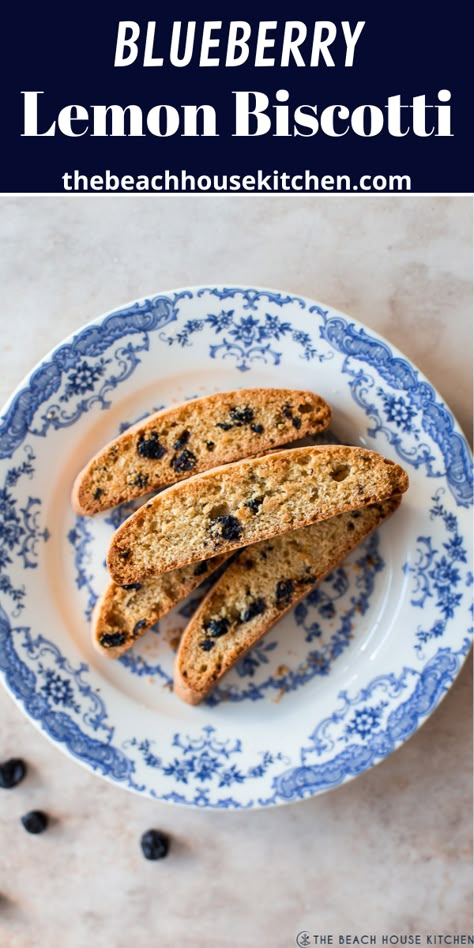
[141,829,170,860]
[0,758,26,789]
[21,810,49,834]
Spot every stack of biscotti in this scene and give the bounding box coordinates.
[72,387,408,703]
[75,388,332,655]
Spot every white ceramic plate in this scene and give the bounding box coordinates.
[0,286,472,808]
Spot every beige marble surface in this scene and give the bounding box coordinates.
[0,196,472,948]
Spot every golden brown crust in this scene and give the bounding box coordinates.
[173,497,402,704]
[92,553,230,658]
[107,446,408,585]
[72,388,331,515]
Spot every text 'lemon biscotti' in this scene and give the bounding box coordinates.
[107,446,408,584]
[72,388,331,515]
[92,554,230,658]
[174,497,401,704]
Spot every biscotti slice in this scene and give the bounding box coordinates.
[174,497,401,704]
[72,388,331,515]
[92,554,230,658]
[107,446,408,584]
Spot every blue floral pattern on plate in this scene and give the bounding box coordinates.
[0,286,471,808]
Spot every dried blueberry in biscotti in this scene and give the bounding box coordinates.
[282,402,302,430]
[173,430,190,450]
[133,473,149,489]
[241,598,266,622]
[171,449,197,473]
[99,631,128,649]
[205,617,230,638]
[245,496,263,514]
[72,389,332,515]
[173,496,404,705]
[199,639,215,651]
[216,405,255,430]
[275,579,294,604]
[210,515,242,542]
[137,432,167,460]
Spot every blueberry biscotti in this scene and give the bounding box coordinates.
[174,497,401,704]
[72,388,331,515]
[92,554,230,658]
[107,446,409,584]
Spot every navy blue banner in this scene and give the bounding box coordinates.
[2,3,472,192]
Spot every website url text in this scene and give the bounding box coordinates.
[62,169,412,193]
